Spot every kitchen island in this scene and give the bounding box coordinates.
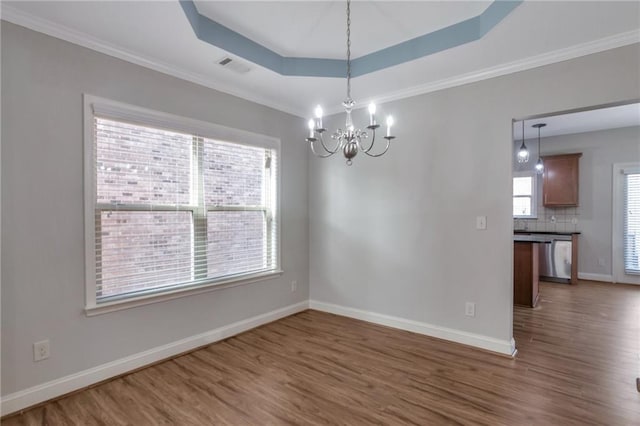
[514,235,553,308]
[515,231,580,284]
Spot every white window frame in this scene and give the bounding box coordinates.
[83,94,282,315]
[612,162,640,285]
[513,171,538,219]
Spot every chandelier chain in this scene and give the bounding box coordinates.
[346,0,351,101]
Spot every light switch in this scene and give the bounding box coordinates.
[476,216,487,230]
[465,302,476,317]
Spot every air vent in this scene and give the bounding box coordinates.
[217,56,251,74]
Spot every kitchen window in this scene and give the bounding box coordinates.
[84,96,281,314]
[513,172,537,218]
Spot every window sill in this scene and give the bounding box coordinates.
[85,270,284,317]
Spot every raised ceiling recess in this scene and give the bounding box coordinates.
[182,0,522,78]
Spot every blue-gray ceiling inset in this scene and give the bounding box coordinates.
[179,0,522,78]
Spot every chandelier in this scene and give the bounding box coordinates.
[305,0,396,165]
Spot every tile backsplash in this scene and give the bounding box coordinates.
[514,203,581,233]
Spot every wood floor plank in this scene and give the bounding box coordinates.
[3,280,640,425]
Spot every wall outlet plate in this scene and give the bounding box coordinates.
[476,216,487,230]
[33,340,50,362]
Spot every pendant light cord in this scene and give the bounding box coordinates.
[537,125,541,154]
[346,0,352,101]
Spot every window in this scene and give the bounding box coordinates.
[623,172,640,275]
[84,96,280,312]
[613,163,640,285]
[513,172,537,218]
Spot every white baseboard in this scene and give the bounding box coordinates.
[578,272,614,283]
[309,300,516,357]
[0,301,309,417]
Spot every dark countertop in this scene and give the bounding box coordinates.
[514,235,553,243]
[514,231,581,235]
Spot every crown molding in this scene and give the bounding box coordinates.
[371,29,640,110]
[2,3,638,118]
[324,28,640,115]
[0,3,303,118]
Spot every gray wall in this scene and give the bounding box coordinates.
[514,126,640,277]
[1,22,309,395]
[309,44,640,344]
[2,17,640,399]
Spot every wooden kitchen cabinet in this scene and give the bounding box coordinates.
[542,153,582,207]
[514,242,540,308]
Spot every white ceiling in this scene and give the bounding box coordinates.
[2,1,640,119]
[514,103,640,140]
[193,1,492,59]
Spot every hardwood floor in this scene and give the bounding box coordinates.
[4,280,640,425]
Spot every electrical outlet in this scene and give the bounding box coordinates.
[33,340,50,362]
[571,217,578,225]
[465,302,476,317]
[291,280,297,292]
[598,257,605,267]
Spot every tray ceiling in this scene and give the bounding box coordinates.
[2,1,639,117]
[193,1,493,59]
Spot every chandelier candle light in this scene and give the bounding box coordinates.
[305,0,397,165]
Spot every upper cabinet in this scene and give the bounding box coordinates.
[542,153,582,207]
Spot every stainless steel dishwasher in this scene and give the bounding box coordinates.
[538,235,572,283]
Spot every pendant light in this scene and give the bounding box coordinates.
[532,123,546,174]
[517,120,529,163]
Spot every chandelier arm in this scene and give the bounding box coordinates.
[359,128,377,153]
[309,140,339,158]
[318,132,342,154]
[362,137,391,158]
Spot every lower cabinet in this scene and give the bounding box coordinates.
[514,242,540,308]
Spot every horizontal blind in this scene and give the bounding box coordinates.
[93,115,279,303]
[202,138,278,280]
[268,150,279,272]
[624,173,640,275]
[97,211,194,298]
[96,119,192,206]
[95,117,195,300]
